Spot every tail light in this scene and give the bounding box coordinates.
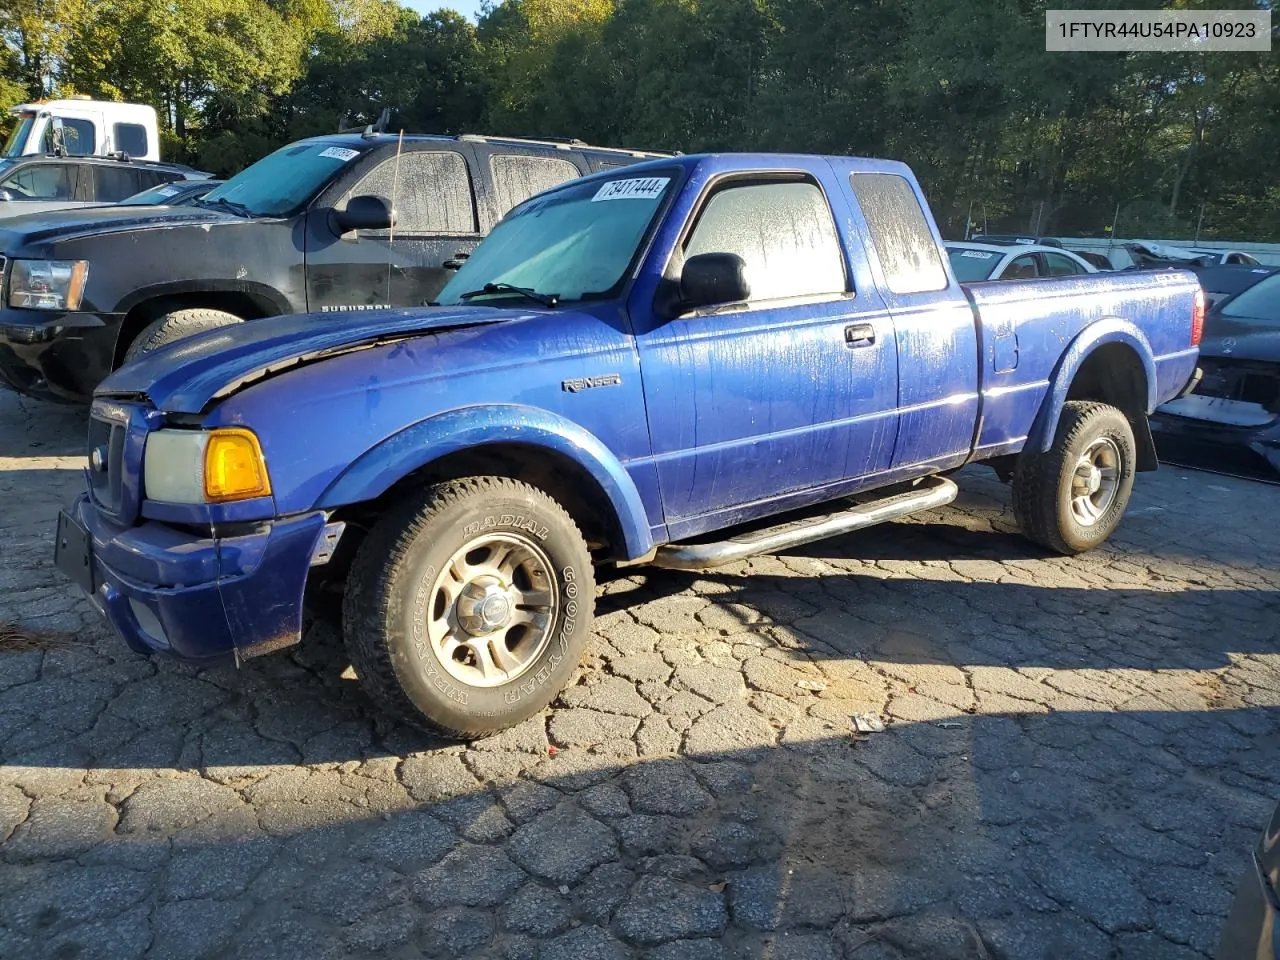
[1191,287,1205,346]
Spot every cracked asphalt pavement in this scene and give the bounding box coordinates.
[1,388,1278,959]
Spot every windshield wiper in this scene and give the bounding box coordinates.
[198,196,253,218]
[457,282,559,308]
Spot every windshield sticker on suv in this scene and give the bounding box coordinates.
[592,177,670,202]
[959,250,997,259]
[155,185,181,197]
[319,146,360,162]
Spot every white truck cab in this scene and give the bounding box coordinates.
[3,98,160,162]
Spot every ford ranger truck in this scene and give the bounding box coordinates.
[54,154,1204,738]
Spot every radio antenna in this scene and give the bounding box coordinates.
[386,128,404,304]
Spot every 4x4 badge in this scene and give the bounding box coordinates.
[562,374,622,393]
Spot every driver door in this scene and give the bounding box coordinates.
[634,174,899,539]
[305,146,482,312]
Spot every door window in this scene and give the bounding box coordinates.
[1044,251,1084,276]
[683,179,847,303]
[93,165,145,202]
[849,173,948,294]
[0,163,79,201]
[347,150,477,234]
[489,154,582,217]
[1001,254,1039,280]
[114,123,148,158]
[43,118,96,156]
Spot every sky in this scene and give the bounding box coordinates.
[403,0,485,20]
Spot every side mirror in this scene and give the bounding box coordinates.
[0,190,13,202]
[335,194,394,233]
[679,252,750,311]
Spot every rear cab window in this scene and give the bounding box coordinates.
[682,178,848,304]
[489,153,583,219]
[849,173,948,294]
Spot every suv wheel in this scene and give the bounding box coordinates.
[122,307,243,362]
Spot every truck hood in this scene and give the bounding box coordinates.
[1201,313,1280,363]
[96,306,532,413]
[0,204,237,251]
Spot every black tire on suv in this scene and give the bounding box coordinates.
[123,307,244,362]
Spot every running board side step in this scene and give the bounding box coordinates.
[651,475,959,571]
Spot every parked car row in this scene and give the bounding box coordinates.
[1151,264,1280,479]
[0,132,666,401]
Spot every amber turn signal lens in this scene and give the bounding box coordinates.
[203,428,271,502]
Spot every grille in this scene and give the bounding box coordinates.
[87,412,127,516]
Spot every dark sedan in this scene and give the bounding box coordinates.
[1152,266,1280,478]
[1216,798,1279,959]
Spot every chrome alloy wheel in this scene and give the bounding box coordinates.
[424,533,557,688]
[1069,437,1121,527]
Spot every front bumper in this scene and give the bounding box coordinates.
[0,310,124,403]
[57,492,330,663]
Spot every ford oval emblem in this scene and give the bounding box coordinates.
[89,446,108,472]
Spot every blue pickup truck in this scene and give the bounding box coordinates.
[54,154,1203,737]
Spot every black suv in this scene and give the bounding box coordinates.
[0,133,666,402]
[0,153,200,219]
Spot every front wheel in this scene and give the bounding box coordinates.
[1011,400,1137,555]
[123,307,244,362]
[342,477,594,738]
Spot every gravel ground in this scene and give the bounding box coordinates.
[1,388,1278,960]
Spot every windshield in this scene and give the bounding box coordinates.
[199,141,370,217]
[2,114,36,158]
[121,182,193,206]
[1219,273,1280,329]
[435,171,678,306]
[946,246,1001,282]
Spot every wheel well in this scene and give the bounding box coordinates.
[1064,343,1157,470]
[112,293,275,369]
[331,443,627,563]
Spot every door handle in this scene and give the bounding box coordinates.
[844,323,875,346]
[443,251,472,270]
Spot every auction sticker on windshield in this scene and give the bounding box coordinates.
[592,178,670,202]
[319,147,360,162]
[960,250,997,259]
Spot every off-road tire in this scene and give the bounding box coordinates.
[122,308,244,362]
[1012,400,1137,555]
[342,477,594,739]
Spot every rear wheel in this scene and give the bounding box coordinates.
[122,307,244,362]
[1012,400,1137,554]
[342,477,594,738]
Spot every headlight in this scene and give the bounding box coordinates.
[143,428,272,504]
[9,259,89,310]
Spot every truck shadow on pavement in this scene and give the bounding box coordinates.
[0,665,1276,960]
[1,580,1279,958]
